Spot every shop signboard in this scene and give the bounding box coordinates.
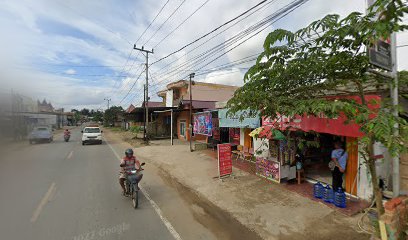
[262,95,381,138]
[217,144,232,177]
[193,112,212,136]
[256,157,280,183]
[218,109,260,128]
[367,0,393,71]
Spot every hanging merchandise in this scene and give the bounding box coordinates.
[269,140,279,159]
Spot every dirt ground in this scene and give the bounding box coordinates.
[108,129,370,240]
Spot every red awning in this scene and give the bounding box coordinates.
[258,126,273,139]
[262,95,381,138]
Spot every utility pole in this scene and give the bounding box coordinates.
[367,0,399,197]
[134,45,153,143]
[143,84,146,141]
[390,33,400,197]
[189,73,195,152]
[104,98,111,110]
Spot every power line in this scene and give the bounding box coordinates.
[147,53,257,96]
[108,0,175,101]
[151,0,278,77]
[155,0,302,83]
[119,68,146,103]
[55,0,133,45]
[151,0,310,90]
[135,0,171,44]
[151,0,270,65]
[153,0,211,49]
[143,0,188,46]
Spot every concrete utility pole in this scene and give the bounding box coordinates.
[104,98,111,110]
[367,0,400,197]
[189,73,195,152]
[390,33,400,197]
[143,84,146,141]
[134,45,153,143]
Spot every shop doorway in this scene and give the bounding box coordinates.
[219,127,229,143]
[302,133,343,185]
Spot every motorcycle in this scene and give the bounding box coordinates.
[64,134,70,142]
[123,163,145,209]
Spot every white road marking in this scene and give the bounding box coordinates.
[67,150,73,159]
[105,139,182,240]
[30,182,56,223]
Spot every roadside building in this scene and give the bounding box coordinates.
[157,80,238,141]
[251,93,401,201]
[123,101,174,138]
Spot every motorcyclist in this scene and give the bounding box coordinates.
[64,129,71,136]
[119,148,143,196]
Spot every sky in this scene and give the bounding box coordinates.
[0,0,407,111]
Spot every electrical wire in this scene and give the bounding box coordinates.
[152,0,286,81]
[135,0,171,45]
[119,68,146,103]
[143,0,188,46]
[153,0,211,49]
[151,0,271,65]
[154,0,308,86]
[152,0,279,76]
[55,0,133,45]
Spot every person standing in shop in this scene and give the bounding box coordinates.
[331,142,348,190]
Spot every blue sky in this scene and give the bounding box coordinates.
[0,0,406,110]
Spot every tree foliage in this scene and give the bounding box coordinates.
[92,110,103,122]
[227,0,407,216]
[104,106,124,126]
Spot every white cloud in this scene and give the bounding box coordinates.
[202,68,244,86]
[0,0,406,111]
[64,69,76,75]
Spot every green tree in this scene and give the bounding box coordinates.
[228,0,407,216]
[71,109,81,123]
[92,110,103,122]
[104,106,124,127]
[80,108,90,116]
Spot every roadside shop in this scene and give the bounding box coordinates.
[252,95,392,200]
[217,108,260,150]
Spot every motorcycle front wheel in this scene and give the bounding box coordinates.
[132,185,138,209]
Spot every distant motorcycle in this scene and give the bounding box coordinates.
[122,163,145,209]
[64,133,70,142]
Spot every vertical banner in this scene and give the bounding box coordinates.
[217,144,232,177]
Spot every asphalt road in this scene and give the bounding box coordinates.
[0,128,221,240]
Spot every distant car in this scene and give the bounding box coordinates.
[29,126,53,144]
[81,126,103,145]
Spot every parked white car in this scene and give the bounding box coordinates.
[81,126,103,145]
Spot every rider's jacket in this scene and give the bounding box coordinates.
[121,156,137,174]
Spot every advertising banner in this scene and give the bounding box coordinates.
[256,158,280,183]
[193,112,212,136]
[217,144,232,177]
[218,109,260,128]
